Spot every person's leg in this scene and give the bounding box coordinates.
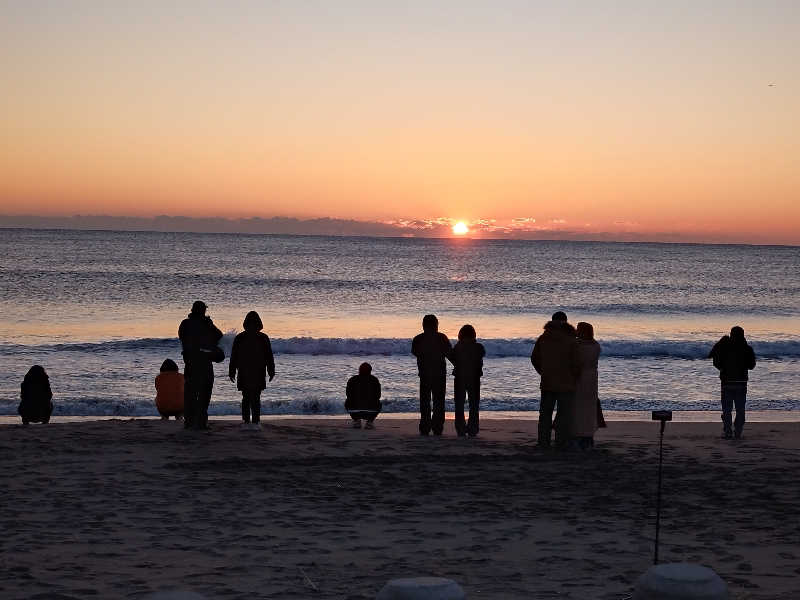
[538,391,555,447]
[419,379,432,435]
[197,371,213,429]
[241,391,251,424]
[453,377,466,436]
[183,362,196,429]
[467,380,480,436]
[720,383,734,438]
[553,391,573,449]
[733,383,747,438]
[432,376,446,435]
[251,390,262,424]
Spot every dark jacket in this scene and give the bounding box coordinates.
[178,314,223,363]
[451,340,485,382]
[345,373,382,411]
[18,367,53,422]
[709,336,756,382]
[229,331,275,391]
[530,321,579,392]
[411,331,453,379]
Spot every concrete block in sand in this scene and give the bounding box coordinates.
[377,577,465,600]
[634,563,728,600]
[143,592,209,600]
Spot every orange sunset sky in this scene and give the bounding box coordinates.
[1,2,798,243]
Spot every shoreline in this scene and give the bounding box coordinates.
[2,408,800,425]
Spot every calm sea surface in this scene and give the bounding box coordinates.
[1,228,798,415]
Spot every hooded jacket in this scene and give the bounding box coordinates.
[229,313,275,392]
[709,335,756,382]
[530,321,579,392]
[155,371,185,414]
[18,366,53,421]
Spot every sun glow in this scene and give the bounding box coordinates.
[452,221,469,235]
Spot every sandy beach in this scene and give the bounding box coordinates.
[2,417,799,599]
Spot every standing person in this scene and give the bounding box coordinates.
[411,314,453,436]
[451,324,485,437]
[530,311,578,449]
[229,311,275,431]
[570,322,602,449]
[155,359,185,421]
[18,365,53,425]
[178,301,223,431]
[709,326,756,439]
[345,362,382,429]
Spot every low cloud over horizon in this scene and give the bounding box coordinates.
[0,214,794,245]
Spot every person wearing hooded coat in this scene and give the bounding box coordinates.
[569,322,603,449]
[18,365,53,424]
[708,326,756,439]
[155,358,185,420]
[531,311,579,449]
[229,311,275,429]
[451,324,486,437]
[411,314,453,436]
[179,301,223,430]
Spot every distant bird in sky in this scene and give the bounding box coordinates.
[768,83,776,87]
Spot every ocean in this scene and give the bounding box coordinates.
[1,228,798,416]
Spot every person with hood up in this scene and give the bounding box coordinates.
[155,359,185,420]
[451,324,486,437]
[229,310,275,431]
[709,326,756,439]
[531,311,578,449]
[18,365,53,425]
[178,301,224,431]
[411,314,453,436]
[345,362,382,429]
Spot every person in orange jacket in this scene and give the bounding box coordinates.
[155,359,185,420]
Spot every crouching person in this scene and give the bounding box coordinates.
[19,365,53,425]
[155,359,185,420]
[345,362,382,429]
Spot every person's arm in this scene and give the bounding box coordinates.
[442,334,454,364]
[375,377,382,401]
[747,346,756,370]
[345,377,354,410]
[228,337,239,382]
[531,340,542,373]
[264,335,276,381]
[411,334,420,357]
[208,319,223,344]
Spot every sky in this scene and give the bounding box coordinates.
[0,1,798,243]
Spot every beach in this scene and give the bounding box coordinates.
[2,417,798,599]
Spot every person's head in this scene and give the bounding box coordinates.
[422,314,439,332]
[458,324,477,342]
[191,300,207,316]
[24,365,48,383]
[358,362,372,376]
[160,359,179,373]
[730,326,745,343]
[551,311,568,323]
[243,310,263,332]
[576,322,594,340]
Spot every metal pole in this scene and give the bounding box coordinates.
[654,419,665,565]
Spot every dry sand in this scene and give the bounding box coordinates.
[1,417,798,599]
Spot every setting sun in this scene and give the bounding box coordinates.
[452,221,469,235]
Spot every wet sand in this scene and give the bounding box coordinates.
[1,418,798,599]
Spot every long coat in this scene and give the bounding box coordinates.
[570,339,602,437]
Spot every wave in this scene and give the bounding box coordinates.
[3,335,800,359]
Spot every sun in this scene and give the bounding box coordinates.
[452,221,469,235]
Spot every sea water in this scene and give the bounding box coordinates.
[1,228,798,416]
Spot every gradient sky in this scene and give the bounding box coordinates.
[1,1,798,242]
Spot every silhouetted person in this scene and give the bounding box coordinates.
[345,362,382,429]
[179,301,223,431]
[452,324,485,437]
[155,359,184,421]
[570,322,603,449]
[229,311,275,430]
[531,311,578,449]
[411,314,453,436]
[709,326,756,439]
[18,365,53,425]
